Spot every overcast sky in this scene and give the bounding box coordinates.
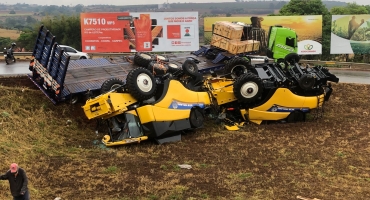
[3,0,369,6]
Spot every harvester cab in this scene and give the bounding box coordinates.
[266,25,298,63]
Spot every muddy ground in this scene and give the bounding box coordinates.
[0,76,369,200]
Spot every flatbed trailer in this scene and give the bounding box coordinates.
[28,25,269,104]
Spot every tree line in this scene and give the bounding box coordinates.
[1,0,370,62]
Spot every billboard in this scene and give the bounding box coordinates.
[331,15,370,54]
[204,15,323,55]
[80,12,199,53]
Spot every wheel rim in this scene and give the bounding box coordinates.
[231,65,247,78]
[157,55,166,60]
[137,73,153,92]
[141,54,151,60]
[168,64,179,69]
[240,82,258,99]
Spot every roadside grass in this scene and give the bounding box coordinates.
[0,28,21,40]
[0,81,369,199]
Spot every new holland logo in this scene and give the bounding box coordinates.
[304,44,313,50]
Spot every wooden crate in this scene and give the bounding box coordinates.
[245,40,260,52]
[210,34,229,51]
[213,21,243,40]
[228,40,247,54]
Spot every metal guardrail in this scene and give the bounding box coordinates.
[11,52,370,69]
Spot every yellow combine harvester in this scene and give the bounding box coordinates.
[82,56,333,146]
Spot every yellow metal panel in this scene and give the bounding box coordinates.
[249,109,290,121]
[152,106,191,121]
[136,105,156,124]
[154,80,211,108]
[137,105,191,124]
[253,88,321,111]
[82,93,136,120]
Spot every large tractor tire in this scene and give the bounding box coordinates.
[126,67,157,101]
[133,53,154,68]
[100,78,124,94]
[147,61,169,76]
[224,56,252,78]
[284,53,300,65]
[182,59,199,77]
[233,72,264,104]
[298,74,316,90]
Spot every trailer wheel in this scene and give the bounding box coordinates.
[100,78,124,94]
[182,59,199,77]
[69,94,81,105]
[224,56,252,78]
[133,53,153,68]
[148,61,168,76]
[284,53,300,65]
[189,107,204,128]
[126,67,157,101]
[299,74,316,90]
[233,72,263,103]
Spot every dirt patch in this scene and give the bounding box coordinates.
[0,79,369,200]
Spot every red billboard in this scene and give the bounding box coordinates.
[80,12,199,53]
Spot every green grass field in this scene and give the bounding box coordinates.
[0,76,369,199]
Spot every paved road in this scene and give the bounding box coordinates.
[328,69,370,84]
[0,61,30,76]
[1,61,370,84]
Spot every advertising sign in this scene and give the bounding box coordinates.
[80,12,199,53]
[331,15,370,54]
[204,15,323,55]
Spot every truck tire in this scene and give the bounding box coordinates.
[298,74,316,90]
[182,59,199,77]
[133,53,153,68]
[100,78,124,94]
[284,53,300,65]
[224,56,252,78]
[126,67,157,101]
[148,61,168,76]
[233,72,263,103]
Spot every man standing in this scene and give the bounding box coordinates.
[0,163,30,200]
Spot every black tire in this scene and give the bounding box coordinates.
[224,56,252,78]
[285,53,300,65]
[5,57,9,64]
[133,53,153,68]
[233,72,264,103]
[189,107,205,128]
[80,56,87,59]
[100,78,124,94]
[166,63,182,74]
[286,110,305,123]
[126,67,157,101]
[299,74,316,90]
[147,61,168,76]
[182,59,199,77]
[69,94,81,105]
[154,55,169,62]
